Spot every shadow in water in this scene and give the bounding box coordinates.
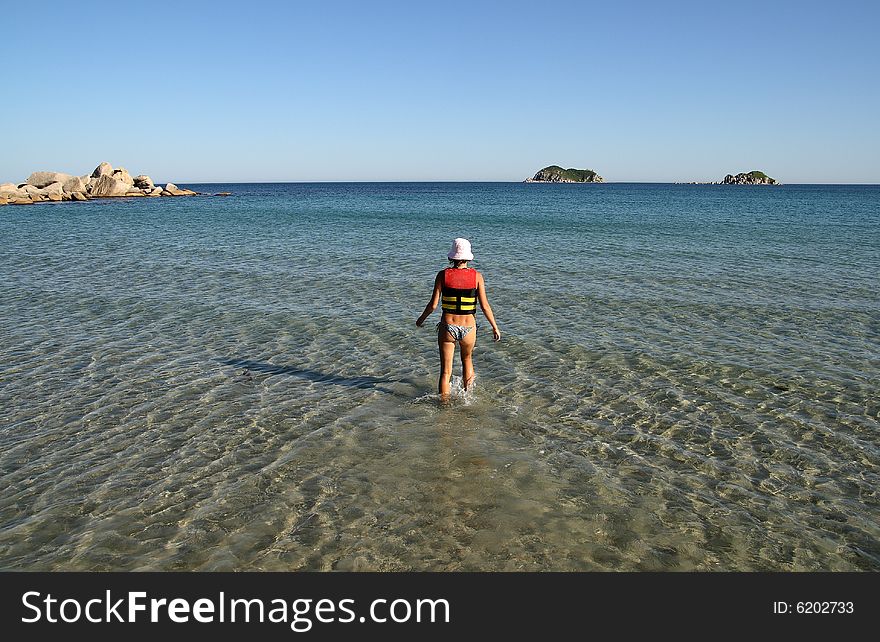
[219,358,398,392]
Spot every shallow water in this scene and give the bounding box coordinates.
[1,183,878,570]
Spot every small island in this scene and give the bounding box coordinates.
[721,170,779,185]
[525,165,604,183]
[0,161,218,206]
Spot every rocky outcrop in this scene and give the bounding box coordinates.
[133,175,154,189]
[162,182,198,196]
[91,162,113,178]
[62,175,87,194]
[721,171,779,185]
[526,165,604,183]
[43,182,64,197]
[2,161,206,205]
[112,168,134,186]
[27,171,73,188]
[90,174,132,197]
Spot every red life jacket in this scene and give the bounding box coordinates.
[441,268,477,315]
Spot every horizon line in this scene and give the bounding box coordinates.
[164,180,880,186]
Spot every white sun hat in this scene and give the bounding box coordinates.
[447,238,474,261]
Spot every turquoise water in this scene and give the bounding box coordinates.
[1,182,878,570]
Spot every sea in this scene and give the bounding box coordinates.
[1,182,878,571]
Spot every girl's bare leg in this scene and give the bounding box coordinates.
[460,328,477,389]
[438,331,456,400]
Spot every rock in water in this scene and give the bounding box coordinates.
[89,174,133,197]
[133,175,154,189]
[26,171,73,188]
[91,162,114,178]
[8,163,201,203]
[112,168,134,186]
[62,175,87,194]
[163,182,189,196]
[43,182,64,197]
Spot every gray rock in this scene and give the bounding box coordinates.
[163,183,187,196]
[26,171,73,188]
[162,183,198,196]
[43,182,64,196]
[62,176,87,194]
[133,175,154,189]
[90,174,132,197]
[112,168,134,186]
[91,162,114,178]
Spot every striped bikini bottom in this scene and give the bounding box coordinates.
[436,322,474,342]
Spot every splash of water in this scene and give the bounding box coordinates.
[412,374,477,406]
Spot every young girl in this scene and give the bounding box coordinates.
[416,238,501,399]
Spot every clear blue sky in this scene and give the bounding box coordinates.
[2,0,878,183]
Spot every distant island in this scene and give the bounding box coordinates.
[721,170,779,185]
[525,165,604,183]
[0,161,230,207]
[679,170,780,186]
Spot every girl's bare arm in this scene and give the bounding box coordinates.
[477,273,501,341]
[416,272,443,326]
